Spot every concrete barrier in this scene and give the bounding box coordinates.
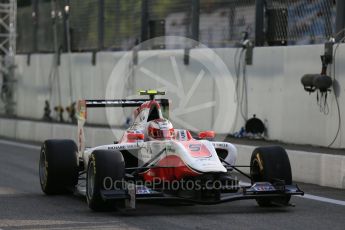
[13,44,345,148]
[1,117,344,189]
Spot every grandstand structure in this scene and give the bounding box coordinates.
[0,0,16,115]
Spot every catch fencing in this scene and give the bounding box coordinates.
[16,0,339,53]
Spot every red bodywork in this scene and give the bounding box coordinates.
[141,155,200,181]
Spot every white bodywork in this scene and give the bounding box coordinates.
[76,98,238,175]
[81,139,237,174]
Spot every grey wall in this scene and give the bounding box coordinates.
[10,44,345,148]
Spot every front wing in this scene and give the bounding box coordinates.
[99,182,304,205]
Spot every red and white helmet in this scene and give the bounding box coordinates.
[147,118,175,140]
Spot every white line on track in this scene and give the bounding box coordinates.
[302,194,345,206]
[1,138,345,206]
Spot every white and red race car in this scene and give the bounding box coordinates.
[39,90,303,211]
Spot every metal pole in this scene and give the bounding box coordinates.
[51,0,62,108]
[114,0,120,49]
[64,0,73,104]
[255,0,265,46]
[98,0,104,50]
[191,0,199,42]
[141,0,148,43]
[335,0,345,41]
[323,0,333,39]
[32,0,38,52]
[228,2,235,42]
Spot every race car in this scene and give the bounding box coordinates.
[39,90,303,211]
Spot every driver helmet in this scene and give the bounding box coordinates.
[147,118,175,140]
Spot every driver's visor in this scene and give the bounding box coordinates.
[148,127,175,139]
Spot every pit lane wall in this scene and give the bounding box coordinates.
[11,44,345,149]
[1,117,344,189]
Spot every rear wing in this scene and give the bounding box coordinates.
[76,98,169,153]
[76,99,170,120]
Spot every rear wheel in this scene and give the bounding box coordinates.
[250,146,292,207]
[86,150,126,211]
[39,139,79,195]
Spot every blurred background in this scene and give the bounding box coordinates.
[16,0,336,52]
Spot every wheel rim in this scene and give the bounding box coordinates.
[251,153,264,183]
[39,147,48,188]
[87,161,95,200]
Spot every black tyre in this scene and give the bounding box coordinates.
[39,139,79,195]
[250,146,292,207]
[86,150,125,211]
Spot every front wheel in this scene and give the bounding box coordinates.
[39,139,79,195]
[86,150,126,211]
[250,146,292,207]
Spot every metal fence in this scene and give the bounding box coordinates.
[103,0,141,51]
[265,0,336,45]
[16,0,340,53]
[199,0,255,47]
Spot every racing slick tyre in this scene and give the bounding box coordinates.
[250,146,292,207]
[39,139,79,195]
[86,150,126,211]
